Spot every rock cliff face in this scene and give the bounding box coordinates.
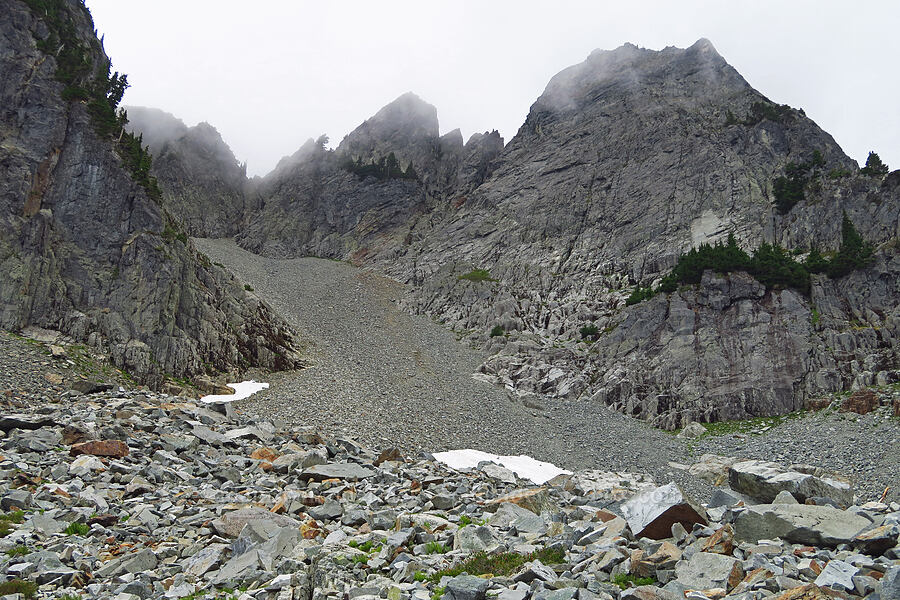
[125,106,254,237]
[0,0,303,386]
[380,40,898,427]
[231,39,898,427]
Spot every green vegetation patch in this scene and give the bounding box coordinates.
[429,547,565,582]
[0,579,38,599]
[772,150,825,214]
[342,152,418,181]
[425,541,449,554]
[64,521,91,536]
[744,101,795,126]
[628,218,875,306]
[489,325,505,337]
[860,151,889,177]
[612,574,658,590]
[6,544,29,557]
[698,411,805,437]
[0,509,25,536]
[458,269,497,283]
[579,324,600,340]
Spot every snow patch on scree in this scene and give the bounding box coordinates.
[432,449,571,485]
[200,380,269,404]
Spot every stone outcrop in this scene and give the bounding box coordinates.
[0,0,303,386]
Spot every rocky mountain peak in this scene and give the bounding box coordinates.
[535,39,744,115]
[336,92,440,173]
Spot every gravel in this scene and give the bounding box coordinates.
[194,238,900,503]
[195,239,704,494]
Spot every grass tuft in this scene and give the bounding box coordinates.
[429,547,564,582]
[64,521,91,536]
[457,269,497,283]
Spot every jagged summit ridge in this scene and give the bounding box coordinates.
[337,91,440,176]
[534,38,747,117]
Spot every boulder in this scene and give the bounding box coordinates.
[734,504,870,547]
[70,381,115,395]
[728,460,852,506]
[512,559,558,584]
[621,482,707,540]
[210,507,300,538]
[454,525,499,552]
[484,487,552,514]
[444,575,490,600]
[882,566,900,600]
[489,502,545,534]
[674,552,744,591]
[814,560,859,592]
[299,462,376,482]
[769,585,840,600]
[852,522,900,555]
[619,587,680,600]
[701,524,735,555]
[1,489,33,511]
[676,422,707,439]
[840,389,879,414]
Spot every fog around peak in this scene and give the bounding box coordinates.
[88,1,899,177]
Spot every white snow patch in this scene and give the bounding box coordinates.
[432,449,571,485]
[200,380,269,404]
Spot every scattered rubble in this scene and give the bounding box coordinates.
[0,390,897,600]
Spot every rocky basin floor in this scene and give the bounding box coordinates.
[193,239,899,504]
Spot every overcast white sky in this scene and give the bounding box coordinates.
[85,1,899,178]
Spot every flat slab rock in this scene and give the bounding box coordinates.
[210,507,300,538]
[300,462,376,481]
[69,439,130,458]
[734,504,871,547]
[728,460,852,506]
[0,414,58,432]
[621,482,707,540]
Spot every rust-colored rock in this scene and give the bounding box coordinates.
[89,513,119,527]
[300,518,322,539]
[484,487,552,514]
[69,440,129,458]
[250,447,279,462]
[702,524,735,555]
[804,397,832,411]
[770,584,841,600]
[596,509,618,523]
[733,568,775,594]
[894,396,900,417]
[841,389,879,415]
[374,447,403,466]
